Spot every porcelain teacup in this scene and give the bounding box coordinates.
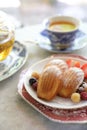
[41,15,81,49]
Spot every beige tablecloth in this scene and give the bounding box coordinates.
[0,24,87,130]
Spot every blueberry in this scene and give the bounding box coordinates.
[29,77,37,86]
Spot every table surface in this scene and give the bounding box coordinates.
[1,0,87,130]
[0,24,87,130]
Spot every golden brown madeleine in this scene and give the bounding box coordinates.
[58,67,84,98]
[44,59,68,72]
[37,65,63,101]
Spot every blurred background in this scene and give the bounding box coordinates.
[0,0,87,28]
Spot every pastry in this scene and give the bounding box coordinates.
[58,67,84,98]
[44,59,68,71]
[37,65,63,101]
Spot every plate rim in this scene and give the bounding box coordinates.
[18,85,87,124]
[24,54,87,109]
[0,41,28,81]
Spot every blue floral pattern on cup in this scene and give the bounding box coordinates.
[41,29,85,48]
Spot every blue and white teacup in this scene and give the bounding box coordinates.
[41,16,81,49]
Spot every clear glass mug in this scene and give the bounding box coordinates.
[0,11,15,61]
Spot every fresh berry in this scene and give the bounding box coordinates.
[80,92,87,100]
[32,82,38,91]
[74,61,80,68]
[66,59,72,67]
[71,93,81,103]
[81,63,87,78]
[66,59,80,68]
[29,77,38,91]
[29,77,37,86]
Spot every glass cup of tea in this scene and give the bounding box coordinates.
[0,11,15,61]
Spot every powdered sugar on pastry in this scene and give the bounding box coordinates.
[44,59,68,72]
[58,67,84,98]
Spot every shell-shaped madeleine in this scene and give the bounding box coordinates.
[37,65,63,101]
[44,59,68,72]
[58,67,84,98]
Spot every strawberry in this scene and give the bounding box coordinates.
[66,59,72,67]
[66,59,80,68]
[81,63,87,78]
[74,61,80,68]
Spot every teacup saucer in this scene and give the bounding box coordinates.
[0,41,28,81]
[16,24,87,53]
[39,36,87,53]
[38,30,87,53]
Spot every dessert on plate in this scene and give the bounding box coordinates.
[37,65,63,101]
[29,58,87,103]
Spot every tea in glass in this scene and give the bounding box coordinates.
[0,11,15,61]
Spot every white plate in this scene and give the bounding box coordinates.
[0,41,28,81]
[24,54,87,109]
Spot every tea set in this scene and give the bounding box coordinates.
[0,11,28,81]
[40,15,87,53]
[0,11,87,80]
[1,11,87,124]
